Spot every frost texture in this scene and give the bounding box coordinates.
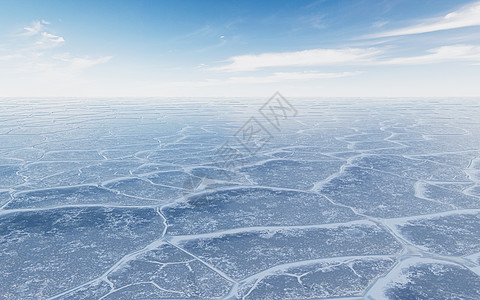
[1,98,480,299]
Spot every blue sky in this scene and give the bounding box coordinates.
[1,0,480,97]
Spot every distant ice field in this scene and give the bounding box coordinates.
[1,97,480,299]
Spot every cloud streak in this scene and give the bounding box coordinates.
[228,71,359,83]
[367,1,480,38]
[36,32,65,48]
[212,48,383,72]
[22,21,46,36]
[382,45,480,65]
[54,55,112,72]
[212,44,480,73]
[21,20,65,48]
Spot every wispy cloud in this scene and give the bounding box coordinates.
[10,55,112,76]
[1,20,111,77]
[367,1,480,38]
[372,20,389,29]
[212,43,480,73]
[22,20,47,36]
[383,45,480,65]
[36,32,65,48]
[297,13,326,30]
[212,48,382,72]
[229,71,359,83]
[21,20,65,48]
[54,54,112,72]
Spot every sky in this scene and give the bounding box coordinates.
[0,0,480,97]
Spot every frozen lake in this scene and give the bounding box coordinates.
[1,97,480,299]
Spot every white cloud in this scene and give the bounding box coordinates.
[213,48,382,71]
[372,20,389,29]
[36,32,65,48]
[229,71,359,83]
[9,20,108,73]
[0,19,112,96]
[21,20,65,48]
[23,21,45,36]
[367,1,480,38]
[383,45,480,65]
[213,43,480,72]
[54,55,112,71]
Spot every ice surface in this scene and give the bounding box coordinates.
[0,165,24,188]
[0,191,10,208]
[1,98,480,299]
[103,178,183,201]
[236,257,395,299]
[59,281,112,300]
[5,185,158,209]
[240,159,344,189]
[320,166,452,218]
[103,242,232,299]
[0,206,165,299]
[163,188,362,235]
[352,154,470,182]
[367,259,480,300]
[145,170,201,188]
[388,210,480,256]
[170,221,402,280]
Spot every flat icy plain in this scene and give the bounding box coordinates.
[1,98,480,299]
